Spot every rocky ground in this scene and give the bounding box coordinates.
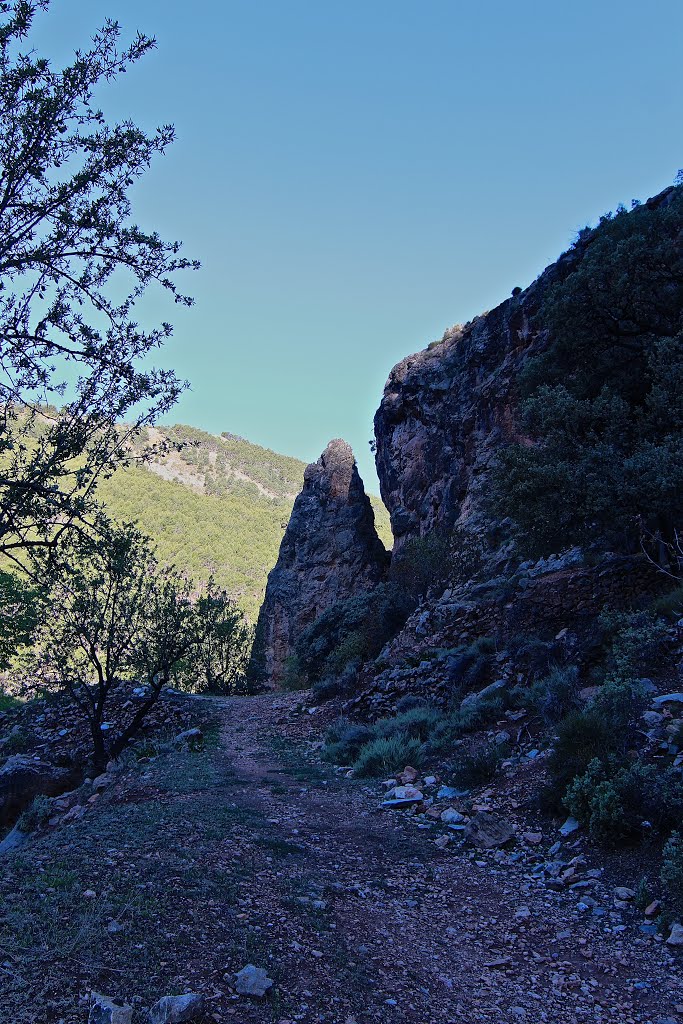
[0,691,681,1024]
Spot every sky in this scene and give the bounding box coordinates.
[33,0,683,488]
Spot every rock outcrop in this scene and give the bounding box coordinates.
[251,439,389,683]
[375,277,548,550]
[374,186,680,550]
[0,754,80,827]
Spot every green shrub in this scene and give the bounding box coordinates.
[511,664,580,724]
[423,696,510,757]
[311,660,362,702]
[395,694,430,713]
[450,742,507,788]
[281,655,308,691]
[444,637,495,697]
[18,794,53,832]
[0,689,21,712]
[323,719,375,765]
[662,831,683,919]
[544,680,642,808]
[374,706,442,742]
[388,533,452,602]
[352,734,424,777]
[564,759,683,841]
[296,583,413,683]
[1,726,33,755]
[599,610,669,685]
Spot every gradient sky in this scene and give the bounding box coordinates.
[34,1,683,487]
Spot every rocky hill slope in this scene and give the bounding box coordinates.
[257,185,683,942]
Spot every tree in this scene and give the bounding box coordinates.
[178,577,253,694]
[0,2,198,562]
[29,523,199,769]
[492,185,683,562]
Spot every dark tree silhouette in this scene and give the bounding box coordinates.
[0,2,198,561]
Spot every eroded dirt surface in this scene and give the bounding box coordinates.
[0,692,681,1023]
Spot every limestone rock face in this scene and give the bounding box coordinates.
[374,283,543,550]
[252,439,388,683]
[374,186,679,551]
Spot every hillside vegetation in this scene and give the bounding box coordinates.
[98,425,391,619]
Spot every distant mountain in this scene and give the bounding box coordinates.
[97,424,391,620]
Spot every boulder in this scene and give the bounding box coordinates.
[667,922,683,946]
[89,993,133,1024]
[440,808,465,824]
[0,824,28,857]
[653,693,683,708]
[464,812,515,849]
[235,964,274,997]
[460,680,506,711]
[173,728,203,748]
[382,784,424,808]
[0,755,79,826]
[149,993,205,1023]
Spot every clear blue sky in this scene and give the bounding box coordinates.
[35,1,683,488]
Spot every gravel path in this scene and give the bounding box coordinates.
[0,691,681,1023]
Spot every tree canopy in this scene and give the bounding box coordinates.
[0,1,197,561]
[492,185,683,563]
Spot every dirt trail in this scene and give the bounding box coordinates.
[207,692,682,1024]
[1,692,681,1024]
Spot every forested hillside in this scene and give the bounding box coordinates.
[98,425,391,619]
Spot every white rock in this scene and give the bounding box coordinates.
[667,922,683,946]
[440,808,465,824]
[559,816,580,836]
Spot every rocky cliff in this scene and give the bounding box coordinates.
[375,268,554,549]
[374,185,679,551]
[251,439,389,683]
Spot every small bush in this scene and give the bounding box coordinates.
[444,637,495,696]
[388,533,452,602]
[1,726,32,755]
[281,655,308,691]
[374,706,442,742]
[564,759,683,841]
[312,660,361,702]
[511,664,580,724]
[600,610,669,685]
[0,688,21,712]
[544,679,647,808]
[18,794,53,832]
[395,694,430,713]
[296,583,413,683]
[353,734,424,777]
[662,831,683,919]
[450,742,507,788]
[323,719,375,765]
